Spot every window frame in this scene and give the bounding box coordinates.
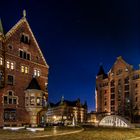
[20,33,30,44]
[7,75,14,85]
[3,91,18,105]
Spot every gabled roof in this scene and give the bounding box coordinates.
[108,56,132,73]
[5,17,49,68]
[26,78,41,90]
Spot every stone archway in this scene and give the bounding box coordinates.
[99,115,132,128]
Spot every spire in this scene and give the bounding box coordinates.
[23,9,26,18]
[60,96,64,104]
[97,64,108,78]
[97,64,105,76]
[0,18,4,35]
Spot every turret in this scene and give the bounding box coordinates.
[97,64,108,79]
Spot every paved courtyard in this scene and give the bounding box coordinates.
[1,126,140,140]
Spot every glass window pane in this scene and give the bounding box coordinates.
[4,96,7,104]
[9,98,12,104]
[21,66,24,73]
[11,63,13,69]
[7,61,10,69]
[13,98,17,104]
[30,96,35,105]
[0,57,3,65]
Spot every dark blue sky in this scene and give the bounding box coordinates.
[1,0,140,111]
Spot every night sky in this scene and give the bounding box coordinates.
[1,0,140,112]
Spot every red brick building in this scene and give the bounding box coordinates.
[0,11,49,127]
[96,56,140,122]
[46,97,87,125]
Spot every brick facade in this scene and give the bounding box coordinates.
[0,14,49,127]
[96,56,140,122]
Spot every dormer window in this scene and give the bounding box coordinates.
[20,34,30,44]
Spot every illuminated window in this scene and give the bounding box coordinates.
[7,61,10,69]
[6,61,15,70]
[34,69,40,77]
[125,68,128,72]
[37,70,40,76]
[34,69,37,76]
[21,66,29,74]
[21,66,24,73]
[30,96,35,105]
[0,57,3,65]
[11,62,14,70]
[37,97,41,106]
[25,66,28,73]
